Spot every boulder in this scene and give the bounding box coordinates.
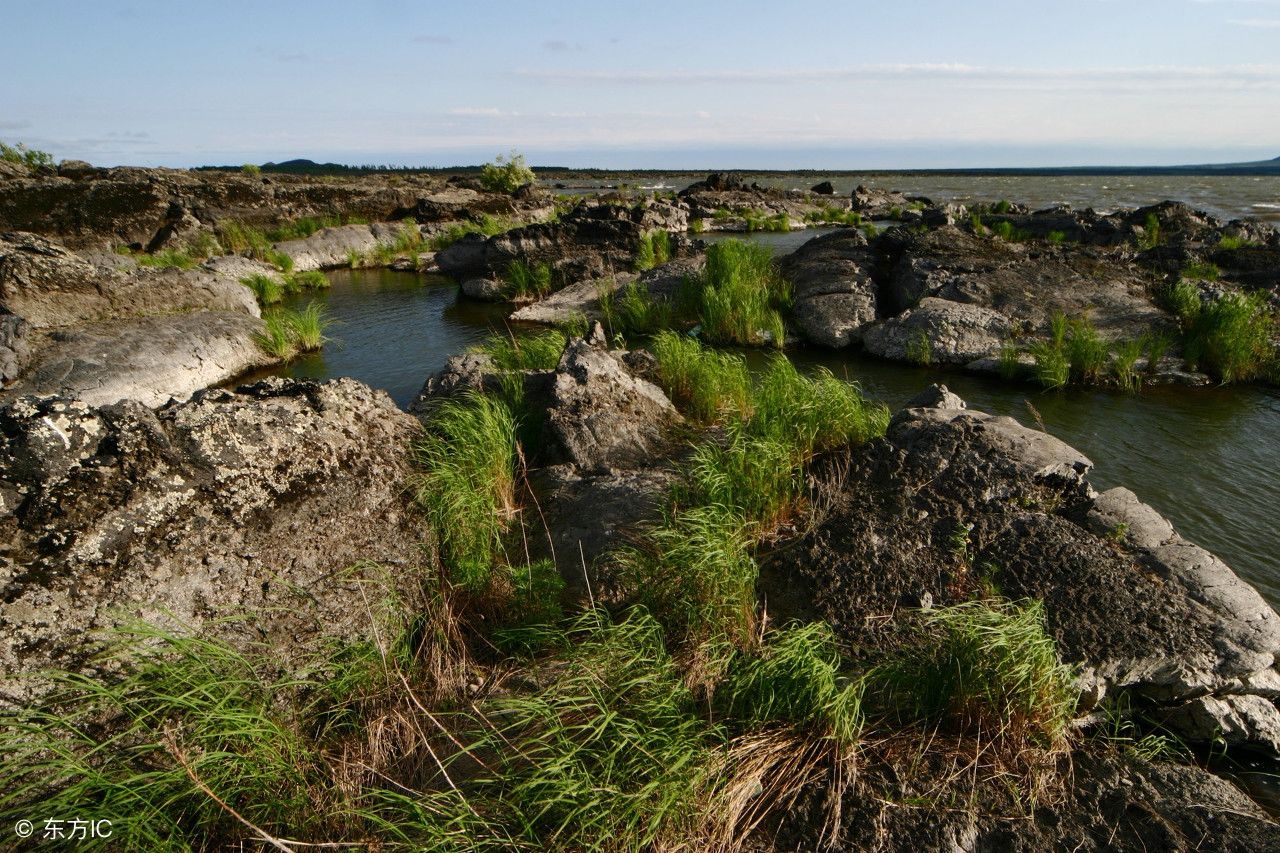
[779,230,879,348]
[0,312,273,408]
[461,277,505,301]
[0,315,31,385]
[273,222,413,271]
[545,335,681,471]
[862,297,1011,364]
[771,395,1280,752]
[0,378,431,705]
[810,180,836,195]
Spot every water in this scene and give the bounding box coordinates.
[559,174,1280,224]
[257,266,1280,610]
[250,269,510,407]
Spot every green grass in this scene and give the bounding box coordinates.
[998,343,1024,381]
[742,211,791,233]
[428,213,520,251]
[722,621,865,747]
[599,280,673,340]
[412,391,518,590]
[1110,338,1144,392]
[905,330,932,365]
[136,248,199,270]
[748,355,888,456]
[650,331,751,423]
[265,214,368,242]
[504,260,554,299]
[679,424,801,529]
[874,599,1076,746]
[683,240,790,347]
[1141,330,1172,373]
[472,329,568,372]
[1135,212,1161,250]
[256,312,298,359]
[286,302,327,352]
[1177,289,1277,383]
[804,206,862,227]
[1025,313,1112,388]
[479,149,535,193]
[634,230,672,271]
[1181,260,1221,281]
[0,140,54,169]
[1216,234,1258,251]
[241,273,283,305]
[1046,230,1067,245]
[283,269,330,293]
[1065,317,1108,382]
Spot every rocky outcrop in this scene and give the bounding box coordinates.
[0,378,431,705]
[772,387,1280,754]
[273,221,418,271]
[862,296,1011,364]
[0,315,30,384]
[778,230,879,348]
[1,312,272,407]
[850,184,931,219]
[1,232,258,328]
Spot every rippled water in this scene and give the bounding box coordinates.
[256,268,1280,609]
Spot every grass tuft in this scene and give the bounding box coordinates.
[650,331,751,423]
[634,230,672,271]
[504,260,554,300]
[683,241,790,348]
[471,329,567,372]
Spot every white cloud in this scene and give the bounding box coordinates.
[1229,17,1280,25]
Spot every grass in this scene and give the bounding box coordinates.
[472,329,568,372]
[1181,260,1221,281]
[1,139,54,169]
[254,304,329,359]
[136,248,199,270]
[683,240,790,348]
[875,599,1076,747]
[504,260,554,300]
[804,206,863,227]
[742,210,791,233]
[1174,286,1277,383]
[1111,338,1144,392]
[1135,212,1161,250]
[1216,234,1259,251]
[242,273,283,305]
[905,330,932,365]
[1064,317,1108,383]
[599,280,673,340]
[479,149,535,193]
[1141,330,1172,373]
[428,214,520,251]
[998,343,1024,381]
[284,269,330,293]
[265,214,368,243]
[650,331,751,423]
[412,391,518,590]
[634,230,672,271]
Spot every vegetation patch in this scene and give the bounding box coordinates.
[0,140,54,169]
[599,280,673,341]
[682,240,790,348]
[1171,281,1277,382]
[479,150,535,193]
[471,328,568,372]
[503,259,554,300]
[634,229,672,271]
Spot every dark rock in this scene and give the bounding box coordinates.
[461,277,505,301]
[862,296,1011,364]
[810,180,836,195]
[777,230,878,348]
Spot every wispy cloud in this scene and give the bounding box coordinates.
[1229,17,1280,25]
[0,120,33,131]
[447,107,511,116]
[542,39,582,52]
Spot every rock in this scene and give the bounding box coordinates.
[810,181,836,195]
[0,312,273,407]
[772,394,1280,752]
[1,232,259,329]
[461,277,505,301]
[850,184,918,218]
[408,352,500,409]
[273,222,411,271]
[509,273,635,322]
[0,315,31,385]
[545,337,681,471]
[56,160,98,180]
[862,297,1011,364]
[902,383,967,411]
[0,378,431,704]
[778,230,879,348]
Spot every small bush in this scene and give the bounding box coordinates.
[686,240,790,348]
[875,599,1076,746]
[479,150,535,193]
[241,163,261,176]
[473,329,567,372]
[0,140,54,169]
[1182,291,1276,383]
[412,392,518,589]
[905,330,932,365]
[650,331,751,423]
[504,259,554,299]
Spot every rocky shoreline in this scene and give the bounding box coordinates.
[1,162,1279,849]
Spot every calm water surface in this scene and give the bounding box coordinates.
[259,266,1280,608]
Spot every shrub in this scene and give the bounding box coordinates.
[875,599,1076,746]
[472,329,567,372]
[241,163,261,176]
[686,240,790,347]
[0,140,54,169]
[905,330,932,365]
[650,331,751,423]
[412,391,518,589]
[479,150,535,193]
[504,259,554,299]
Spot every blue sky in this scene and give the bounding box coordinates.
[2,0,1278,168]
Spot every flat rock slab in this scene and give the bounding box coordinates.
[274,222,412,271]
[2,312,272,407]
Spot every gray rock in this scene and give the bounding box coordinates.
[461,277,505,301]
[0,315,31,385]
[862,297,1011,364]
[810,181,836,195]
[902,383,967,411]
[0,378,431,705]
[273,222,414,271]
[1,312,272,407]
[778,230,879,349]
[546,337,681,471]
[408,352,499,410]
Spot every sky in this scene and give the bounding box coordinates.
[1,0,1278,170]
